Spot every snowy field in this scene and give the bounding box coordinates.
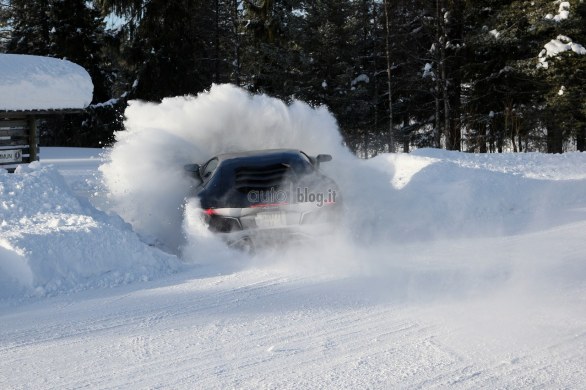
[1,85,586,388]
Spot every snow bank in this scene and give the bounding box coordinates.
[347,150,586,242]
[0,54,93,110]
[411,148,586,180]
[0,163,178,299]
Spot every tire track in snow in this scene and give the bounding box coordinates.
[0,272,325,388]
[2,267,585,389]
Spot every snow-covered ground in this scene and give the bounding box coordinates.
[1,85,586,388]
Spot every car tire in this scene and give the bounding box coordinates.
[230,236,256,255]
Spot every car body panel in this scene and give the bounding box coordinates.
[186,149,341,250]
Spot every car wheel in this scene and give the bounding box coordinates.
[230,236,256,255]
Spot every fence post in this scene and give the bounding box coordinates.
[28,115,38,161]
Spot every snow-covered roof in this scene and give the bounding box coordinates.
[0,54,93,112]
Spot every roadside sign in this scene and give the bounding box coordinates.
[0,149,23,164]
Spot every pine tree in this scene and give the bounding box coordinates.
[292,0,362,139]
[346,0,387,156]
[535,0,586,152]
[6,0,51,54]
[133,0,216,100]
[460,0,533,152]
[239,0,304,98]
[214,0,244,85]
[49,0,112,103]
[0,0,10,50]
[386,0,436,151]
[483,0,586,153]
[98,0,221,101]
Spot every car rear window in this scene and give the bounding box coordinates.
[202,158,219,180]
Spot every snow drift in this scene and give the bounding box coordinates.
[0,54,93,110]
[0,163,178,298]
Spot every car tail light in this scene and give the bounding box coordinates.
[204,208,217,216]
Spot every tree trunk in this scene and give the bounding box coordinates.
[576,113,586,152]
[577,128,586,152]
[479,123,487,153]
[232,0,241,85]
[402,113,410,152]
[445,0,462,151]
[383,0,395,153]
[214,0,220,83]
[437,0,450,150]
[403,136,410,153]
[369,0,378,158]
[547,125,563,153]
[517,133,522,153]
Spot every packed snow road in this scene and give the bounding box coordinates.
[1,146,585,388]
[1,241,585,389]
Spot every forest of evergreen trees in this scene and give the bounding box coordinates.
[1,0,585,154]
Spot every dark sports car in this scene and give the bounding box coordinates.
[184,149,341,252]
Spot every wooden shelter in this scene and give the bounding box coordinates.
[0,109,82,172]
[0,54,93,172]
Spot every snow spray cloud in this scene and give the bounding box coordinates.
[100,84,357,255]
[99,83,431,268]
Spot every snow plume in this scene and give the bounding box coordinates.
[100,83,410,269]
[100,84,354,254]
